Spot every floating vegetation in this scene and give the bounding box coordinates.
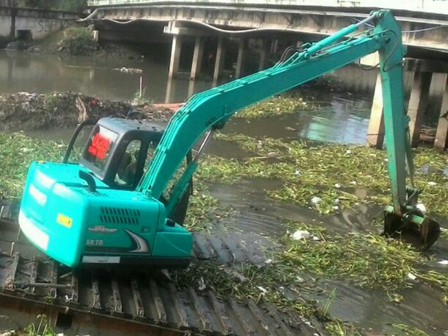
[209,132,448,217]
[280,221,423,291]
[391,324,430,336]
[184,186,230,232]
[235,93,319,119]
[325,320,364,336]
[0,133,65,198]
[268,183,359,215]
[171,258,318,317]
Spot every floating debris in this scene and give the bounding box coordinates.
[291,230,311,240]
[113,67,143,74]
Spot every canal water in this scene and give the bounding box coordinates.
[0,49,373,145]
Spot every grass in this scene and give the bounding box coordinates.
[24,314,55,336]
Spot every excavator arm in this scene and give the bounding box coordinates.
[140,11,410,211]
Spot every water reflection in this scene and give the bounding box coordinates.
[297,97,371,144]
[1,50,372,145]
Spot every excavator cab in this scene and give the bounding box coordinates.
[19,117,193,268]
[65,117,192,225]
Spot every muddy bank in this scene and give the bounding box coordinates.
[0,92,176,132]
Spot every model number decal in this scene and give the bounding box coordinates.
[86,239,104,246]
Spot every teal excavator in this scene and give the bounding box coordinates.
[19,10,440,268]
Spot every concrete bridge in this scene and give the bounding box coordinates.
[81,1,448,150]
[86,0,448,55]
[0,6,79,42]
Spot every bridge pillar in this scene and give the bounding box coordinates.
[165,77,178,104]
[235,38,246,79]
[367,72,385,149]
[213,36,227,87]
[407,71,432,147]
[270,39,278,54]
[93,30,99,42]
[259,39,269,71]
[190,36,204,81]
[434,74,448,151]
[168,35,182,80]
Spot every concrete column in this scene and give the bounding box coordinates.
[407,71,431,147]
[165,77,176,104]
[213,36,226,87]
[428,72,447,115]
[168,35,182,80]
[259,39,269,71]
[270,39,278,54]
[366,72,385,149]
[10,7,16,38]
[434,74,448,151]
[93,30,99,42]
[190,36,204,81]
[235,38,246,79]
[187,79,196,99]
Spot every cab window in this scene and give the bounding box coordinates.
[114,140,142,187]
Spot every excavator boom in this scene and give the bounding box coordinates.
[140,11,408,213]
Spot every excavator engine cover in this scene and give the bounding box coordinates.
[19,161,192,268]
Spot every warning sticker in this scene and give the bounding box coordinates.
[57,213,73,228]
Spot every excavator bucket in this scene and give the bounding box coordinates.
[383,208,441,251]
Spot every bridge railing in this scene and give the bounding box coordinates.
[87,0,448,14]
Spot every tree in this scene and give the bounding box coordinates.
[13,0,87,12]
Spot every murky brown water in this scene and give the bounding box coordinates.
[1,50,373,145]
[3,50,448,335]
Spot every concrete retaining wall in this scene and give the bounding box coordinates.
[0,7,79,40]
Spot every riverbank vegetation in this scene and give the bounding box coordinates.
[14,0,87,13]
[0,92,176,132]
[58,26,98,56]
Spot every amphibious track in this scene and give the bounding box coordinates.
[0,200,325,336]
